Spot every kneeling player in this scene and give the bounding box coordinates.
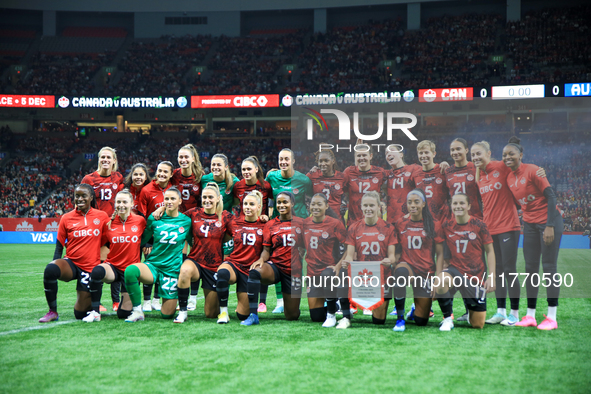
[435,194,496,331]
[392,189,445,331]
[124,188,192,321]
[39,184,109,322]
[83,190,146,322]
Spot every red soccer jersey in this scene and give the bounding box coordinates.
[226,217,267,275]
[411,164,450,223]
[385,164,419,223]
[477,161,521,235]
[137,180,173,218]
[102,213,146,271]
[445,162,482,219]
[263,217,302,275]
[185,208,233,272]
[345,218,397,262]
[232,179,273,217]
[171,168,202,213]
[81,171,124,216]
[396,217,445,277]
[443,217,493,280]
[303,216,347,276]
[307,170,346,220]
[57,207,110,272]
[128,184,144,215]
[507,163,553,225]
[343,165,387,225]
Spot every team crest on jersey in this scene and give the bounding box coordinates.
[372,177,379,184]
[93,219,100,225]
[322,231,329,239]
[378,234,385,241]
[493,171,500,178]
[334,184,340,190]
[112,184,118,189]
[193,185,199,192]
[257,229,263,236]
[293,188,299,194]
[436,178,442,184]
[131,225,138,232]
[179,227,185,233]
[520,178,526,184]
[295,227,302,234]
[405,172,411,177]
[225,189,232,195]
[215,221,222,228]
[469,232,476,240]
[467,174,474,182]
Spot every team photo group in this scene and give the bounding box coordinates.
[39,133,563,332]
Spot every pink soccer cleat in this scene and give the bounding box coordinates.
[39,310,59,323]
[257,303,267,313]
[515,315,537,327]
[537,315,557,331]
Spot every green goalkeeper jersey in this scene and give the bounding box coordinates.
[266,169,312,219]
[141,212,192,277]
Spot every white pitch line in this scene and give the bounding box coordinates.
[0,320,77,337]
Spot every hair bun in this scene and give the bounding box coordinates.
[508,136,521,144]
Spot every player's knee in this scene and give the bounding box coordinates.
[74,309,87,320]
[394,265,409,279]
[44,263,61,281]
[217,268,231,290]
[414,315,429,326]
[309,307,326,322]
[91,265,106,282]
[161,313,175,320]
[236,312,249,321]
[285,310,300,321]
[372,316,386,325]
[117,308,132,320]
[124,265,141,285]
[249,269,262,282]
[179,265,193,280]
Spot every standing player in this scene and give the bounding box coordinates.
[384,145,420,223]
[303,194,346,327]
[83,189,146,322]
[123,163,151,215]
[137,161,175,312]
[336,191,397,329]
[174,183,232,323]
[216,191,267,323]
[307,148,346,221]
[446,138,483,219]
[412,140,450,224]
[504,137,563,330]
[392,189,445,332]
[233,156,272,218]
[39,184,109,322]
[436,194,496,331]
[200,153,238,212]
[81,146,124,310]
[124,187,192,322]
[242,191,304,326]
[266,148,312,313]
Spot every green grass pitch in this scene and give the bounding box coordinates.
[1,244,590,393]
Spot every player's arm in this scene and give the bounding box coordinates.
[434,242,444,276]
[543,186,558,245]
[53,240,64,260]
[483,242,496,293]
[381,244,396,267]
[335,244,355,271]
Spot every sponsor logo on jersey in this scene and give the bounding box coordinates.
[334,184,340,190]
[295,227,302,234]
[293,188,299,195]
[73,228,101,237]
[112,184,118,189]
[193,185,199,192]
[93,219,100,225]
[111,235,139,243]
[527,194,536,202]
[215,221,222,228]
[372,177,379,184]
[520,177,526,184]
[405,172,411,177]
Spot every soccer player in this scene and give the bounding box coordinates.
[39,184,109,322]
[307,148,346,221]
[503,137,563,330]
[123,163,151,215]
[174,183,233,323]
[303,194,346,327]
[412,140,450,224]
[392,189,445,332]
[242,191,303,325]
[216,191,267,323]
[336,191,397,329]
[233,156,272,219]
[445,138,483,219]
[200,153,238,212]
[137,161,175,312]
[124,187,192,322]
[83,189,146,322]
[384,145,420,223]
[81,146,124,309]
[436,193,496,331]
[342,144,387,225]
[266,148,312,313]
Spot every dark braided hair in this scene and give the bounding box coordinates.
[76,184,98,209]
[407,188,435,238]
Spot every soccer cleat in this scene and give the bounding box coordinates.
[515,315,537,327]
[187,296,197,311]
[142,300,152,312]
[457,312,469,322]
[440,317,454,331]
[217,311,230,324]
[393,319,406,332]
[240,313,260,326]
[429,309,435,318]
[537,315,557,331]
[112,302,119,312]
[336,317,351,329]
[363,309,372,315]
[257,303,267,313]
[322,313,337,328]
[125,307,145,322]
[406,305,415,321]
[174,311,188,324]
[350,307,358,315]
[389,308,397,316]
[272,305,284,314]
[39,310,59,323]
[485,313,507,325]
[82,311,101,322]
[151,298,161,311]
[500,315,519,326]
[99,304,107,312]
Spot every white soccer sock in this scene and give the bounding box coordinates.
[527,308,536,318]
[220,306,228,314]
[510,309,519,319]
[326,313,335,319]
[547,306,557,321]
[497,308,507,316]
[276,298,284,307]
